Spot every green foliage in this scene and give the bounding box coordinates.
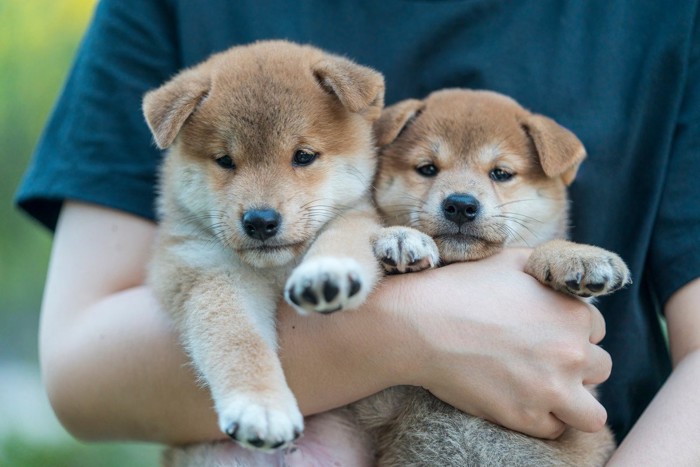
[0,2,162,465]
[0,435,160,467]
[0,1,97,356]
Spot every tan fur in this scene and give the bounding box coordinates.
[143,40,384,462]
[362,89,630,466]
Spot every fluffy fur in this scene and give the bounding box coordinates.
[355,89,630,466]
[142,40,384,465]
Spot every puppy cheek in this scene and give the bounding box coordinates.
[375,176,430,227]
[173,160,217,217]
[327,156,374,203]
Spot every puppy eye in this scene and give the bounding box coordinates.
[292,149,318,167]
[416,164,439,177]
[215,155,236,170]
[490,168,514,182]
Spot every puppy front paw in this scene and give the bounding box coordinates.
[217,391,303,452]
[285,257,371,314]
[526,240,631,298]
[373,226,440,274]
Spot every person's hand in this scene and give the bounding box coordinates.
[384,249,611,439]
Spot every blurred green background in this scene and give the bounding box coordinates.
[1,1,159,465]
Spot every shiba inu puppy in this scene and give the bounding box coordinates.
[142,40,384,463]
[355,89,630,466]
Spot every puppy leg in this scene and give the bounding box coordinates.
[182,273,303,451]
[372,225,440,274]
[285,202,381,314]
[525,239,631,298]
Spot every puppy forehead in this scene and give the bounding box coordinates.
[205,63,320,134]
[416,90,534,163]
[184,47,350,158]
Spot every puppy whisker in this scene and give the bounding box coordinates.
[344,165,372,186]
[493,213,543,226]
[498,220,536,245]
[494,197,562,209]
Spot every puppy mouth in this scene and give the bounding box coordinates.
[433,226,507,248]
[238,241,306,253]
[435,232,485,243]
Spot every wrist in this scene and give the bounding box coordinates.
[366,272,445,389]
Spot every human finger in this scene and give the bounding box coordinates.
[484,410,566,440]
[583,344,612,386]
[529,413,567,440]
[552,388,608,433]
[587,303,606,344]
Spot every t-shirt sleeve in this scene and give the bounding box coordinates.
[648,8,700,308]
[15,0,180,231]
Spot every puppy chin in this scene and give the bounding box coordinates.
[238,243,306,269]
[434,234,505,263]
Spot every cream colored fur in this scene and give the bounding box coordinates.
[357,89,630,466]
[142,40,384,464]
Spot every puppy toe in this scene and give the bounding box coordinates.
[217,392,303,452]
[585,281,607,293]
[373,226,439,274]
[528,240,632,298]
[285,257,371,314]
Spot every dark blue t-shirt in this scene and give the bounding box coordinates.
[16,0,700,442]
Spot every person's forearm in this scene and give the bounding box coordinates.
[607,278,700,466]
[42,286,220,444]
[279,283,407,414]
[606,350,700,466]
[42,284,404,444]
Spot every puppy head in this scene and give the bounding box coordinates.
[374,89,585,262]
[143,40,384,268]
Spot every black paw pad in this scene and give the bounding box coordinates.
[565,273,583,291]
[348,274,361,297]
[271,440,285,449]
[586,282,606,293]
[287,288,301,306]
[249,437,265,448]
[301,283,318,305]
[382,256,397,267]
[323,279,339,302]
[224,423,238,440]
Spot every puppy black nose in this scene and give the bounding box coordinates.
[442,194,480,225]
[242,209,281,241]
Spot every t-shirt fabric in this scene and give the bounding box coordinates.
[16,0,700,442]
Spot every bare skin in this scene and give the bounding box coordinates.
[41,201,611,445]
[606,277,700,466]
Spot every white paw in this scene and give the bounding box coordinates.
[373,226,440,274]
[217,392,303,451]
[285,257,370,314]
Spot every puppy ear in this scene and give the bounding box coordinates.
[313,56,385,120]
[142,66,211,149]
[373,99,424,147]
[522,114,586,185]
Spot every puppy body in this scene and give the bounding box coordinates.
[143,41,383,464]
[357,89,629,466]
